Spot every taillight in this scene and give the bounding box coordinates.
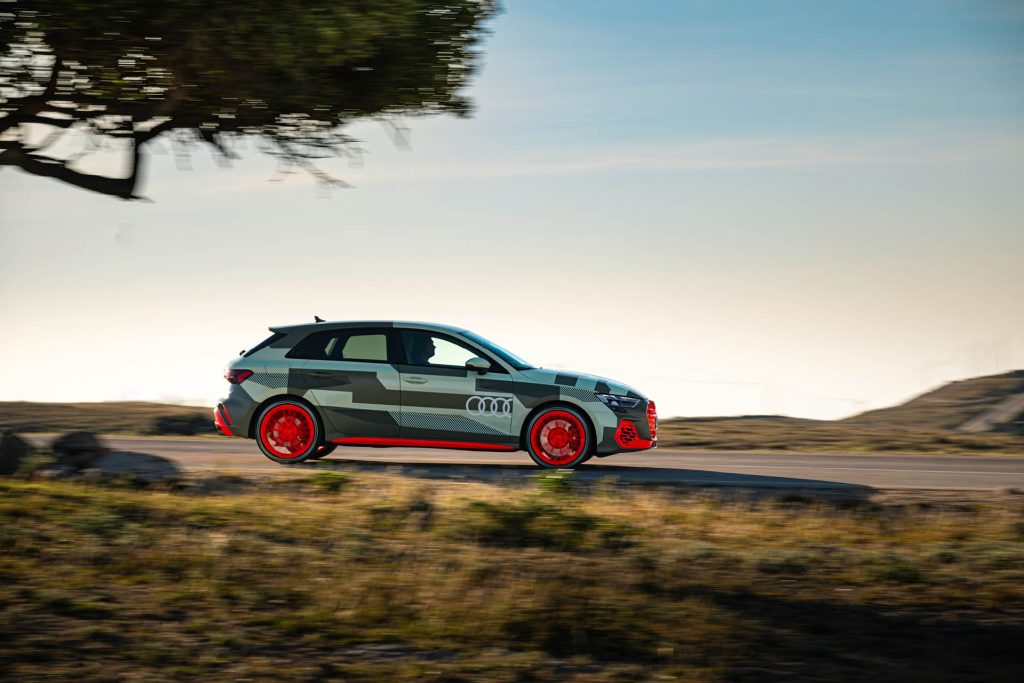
[646,401,658,438]
[225,369,253,384]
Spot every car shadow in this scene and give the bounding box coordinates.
[294,458,875,500]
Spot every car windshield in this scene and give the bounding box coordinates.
[460,331,535,370]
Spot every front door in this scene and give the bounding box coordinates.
[396,329,514,445]
[291,327,402,438]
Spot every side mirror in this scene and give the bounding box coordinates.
[465,357,491,373]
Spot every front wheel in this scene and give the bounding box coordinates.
[255,400,322,464]
[525,406,593,469]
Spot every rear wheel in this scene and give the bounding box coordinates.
[255,400,321,464]
[525,406,592,469]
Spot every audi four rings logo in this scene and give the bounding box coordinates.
[466,396,512,417]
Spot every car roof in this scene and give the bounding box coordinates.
[269,320,469,335]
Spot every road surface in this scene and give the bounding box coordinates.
[31,435,1024,491]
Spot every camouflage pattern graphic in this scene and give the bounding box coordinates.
[217,321,656,459]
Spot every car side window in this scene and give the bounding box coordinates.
[288,331,338,360]
[400,330,482,368]
[340,334,387,362]
[288,329,392,363]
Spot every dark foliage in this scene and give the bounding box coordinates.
[151,413,211,436]
[0,0,496,198]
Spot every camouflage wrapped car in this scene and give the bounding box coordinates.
[214,321,657,468]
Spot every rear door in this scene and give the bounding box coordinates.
[290,327,402,438]
[396,328,514,445]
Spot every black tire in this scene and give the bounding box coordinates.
[254,399,322,464]
[524,405,593,469]
[308,443,338,459]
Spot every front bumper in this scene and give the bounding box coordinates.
[594,399,658,455]
[613,420,655,450]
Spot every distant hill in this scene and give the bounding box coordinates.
[0,401,212,435]
[843,370,1024,432]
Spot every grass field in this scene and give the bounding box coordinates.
[1,471,1023,681]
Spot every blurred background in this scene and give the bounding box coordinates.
[1,0,1022,419]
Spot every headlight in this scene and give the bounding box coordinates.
[596,393,642,409]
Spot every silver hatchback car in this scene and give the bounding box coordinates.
[215,321,657,468]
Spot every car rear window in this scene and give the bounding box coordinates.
[242,332,286,358]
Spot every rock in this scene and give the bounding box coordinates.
[90,451,182,484]
[0,431,31,475]
[51,431,109,471]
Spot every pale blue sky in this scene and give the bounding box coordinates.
[1,0,1023,418]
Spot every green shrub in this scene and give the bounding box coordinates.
[533,468,576,495]
[455,499,593,551]
[868,554,924,584]
[35,591,114,619]
[450,498,637,552]
[755,550,813,575]
[310,470,350,493]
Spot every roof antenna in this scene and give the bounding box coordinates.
[314,315,324,323]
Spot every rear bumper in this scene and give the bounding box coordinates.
[213,403,234,437]
[216,386,261,439]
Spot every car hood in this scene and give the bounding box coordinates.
[517,368,647,400]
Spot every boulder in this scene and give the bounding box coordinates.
[0,431,31,475]
[88,451,182,484]
[52,431,109,471]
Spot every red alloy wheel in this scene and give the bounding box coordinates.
[259,403,315,459]
[530,409,587,466]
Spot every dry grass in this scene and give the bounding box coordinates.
[0,401,211,435]
[1,472,1023,681]
[658,416,1024,455]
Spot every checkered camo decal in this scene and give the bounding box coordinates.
[391,411,503,435]
[557,386,603,403]
[249,372,290,390]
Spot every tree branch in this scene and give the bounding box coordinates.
[199,128,239,160]
[0,141,143,200]
[136,117,184,144]
[13,114,77,129]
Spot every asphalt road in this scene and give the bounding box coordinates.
[38,435,1024,492]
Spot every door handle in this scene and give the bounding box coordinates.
[308,371,334,377]
[403,376,428,384]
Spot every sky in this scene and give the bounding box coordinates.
[1,0,1023,419]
